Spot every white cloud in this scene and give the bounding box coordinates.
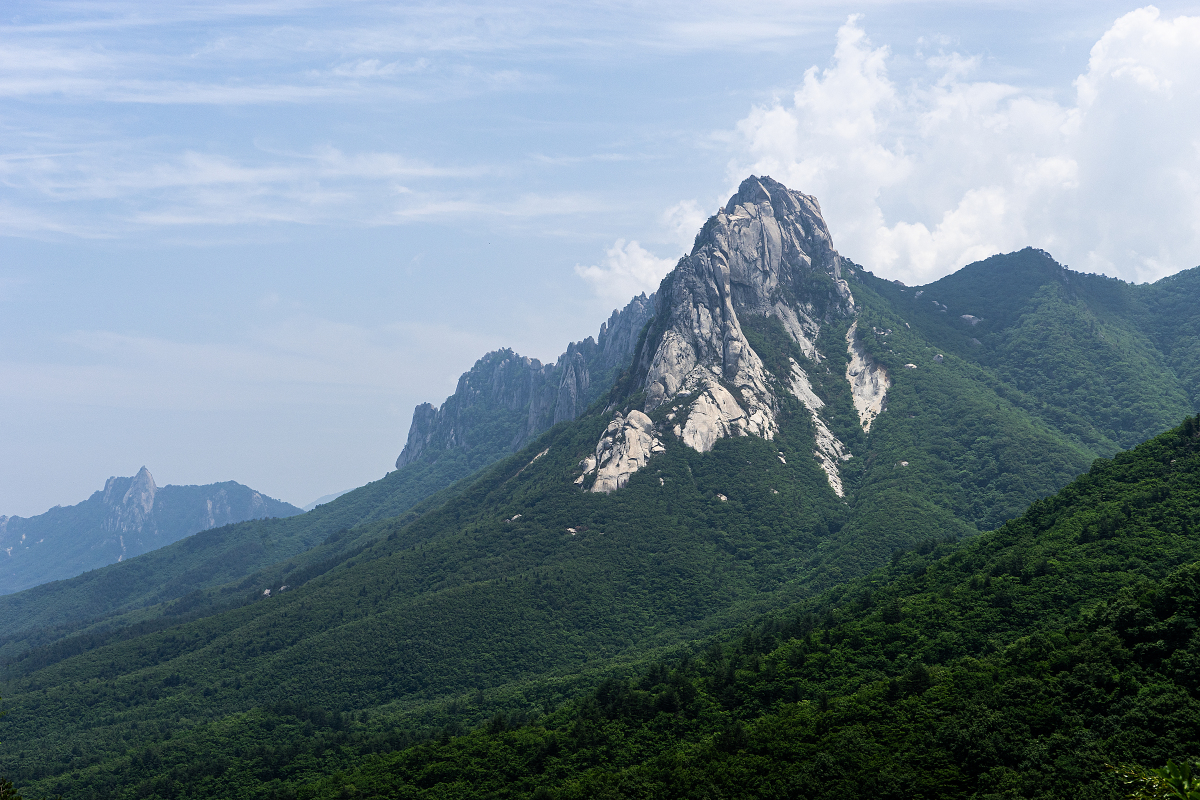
[730,7,1200,285]
[575,239,677,302]
[662,199,707,252]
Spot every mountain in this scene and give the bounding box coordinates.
[0,292,656,647]
[3,176,1200,799]
[396,292,655,472]
[0,468,301,595]
[303,412,1200,800]
[580,176,862,495]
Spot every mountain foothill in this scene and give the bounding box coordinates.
[2,176,1199,800]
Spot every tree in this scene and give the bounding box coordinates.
[1112,761,1200,800]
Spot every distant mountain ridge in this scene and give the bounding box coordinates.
[396,291,655,469]
[0,467,301,595]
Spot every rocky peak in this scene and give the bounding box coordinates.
[395,292,656,470]
[102,466,158,533]
[582,176,886,496]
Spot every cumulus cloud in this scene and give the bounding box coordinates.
[730,7,1200,285]
[662,199,707,252]
[575,239,678,302]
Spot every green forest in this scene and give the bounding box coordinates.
[3,250,1200,799]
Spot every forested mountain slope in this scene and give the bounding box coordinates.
[3,177,1200,799]
[10,412,1200,799]
[0,294,653,650]
[0,468,300,596]
[296,413,1200,800]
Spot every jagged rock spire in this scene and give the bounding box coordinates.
[581,176,888,495]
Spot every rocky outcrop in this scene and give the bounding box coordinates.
[102,466,158,534]
[638,177,853,420]
[789,359,851,496]
[395,292,655,470]
[591,176,864,493]
[582,410,666,493]
[845,322,890,432]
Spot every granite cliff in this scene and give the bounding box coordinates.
[579,176,889,495]
[395,292,655,470]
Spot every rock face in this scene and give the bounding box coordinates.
[586,410,666,493]
[101,466,158,535]
[789,359,852,496]
[396,292,655,470]
[586,175,885,494]
[0,470,301,595]
[638,176,854,432]
[845,322,891,433]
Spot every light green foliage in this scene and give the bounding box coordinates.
[1114,761,1200,800]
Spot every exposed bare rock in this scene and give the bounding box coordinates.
[639,177,853,418]
[102,466,158,534]
[586,410,666,493]
[846,322,891,432]
[789,359,851,496]
[589,176,858,490]
[679,371,776,452]
[396,292,655,470]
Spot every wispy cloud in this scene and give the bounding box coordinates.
[0,144,569,231]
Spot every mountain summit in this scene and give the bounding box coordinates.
[100,466,158,534]
[395,292,655,472]
[0,470,301,594]
[582,176,887,495]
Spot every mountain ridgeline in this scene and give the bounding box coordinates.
[0,468,300,595]
[396,292,655,471]
[2,176,1200,799]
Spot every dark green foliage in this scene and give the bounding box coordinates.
[293,415,1200,800]
[4,251,1200,798]
[0,416,849,798]
[6,415,1200,798]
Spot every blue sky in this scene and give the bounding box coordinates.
[3,1,1200,516]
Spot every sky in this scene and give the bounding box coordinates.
[3,1,1200,517]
